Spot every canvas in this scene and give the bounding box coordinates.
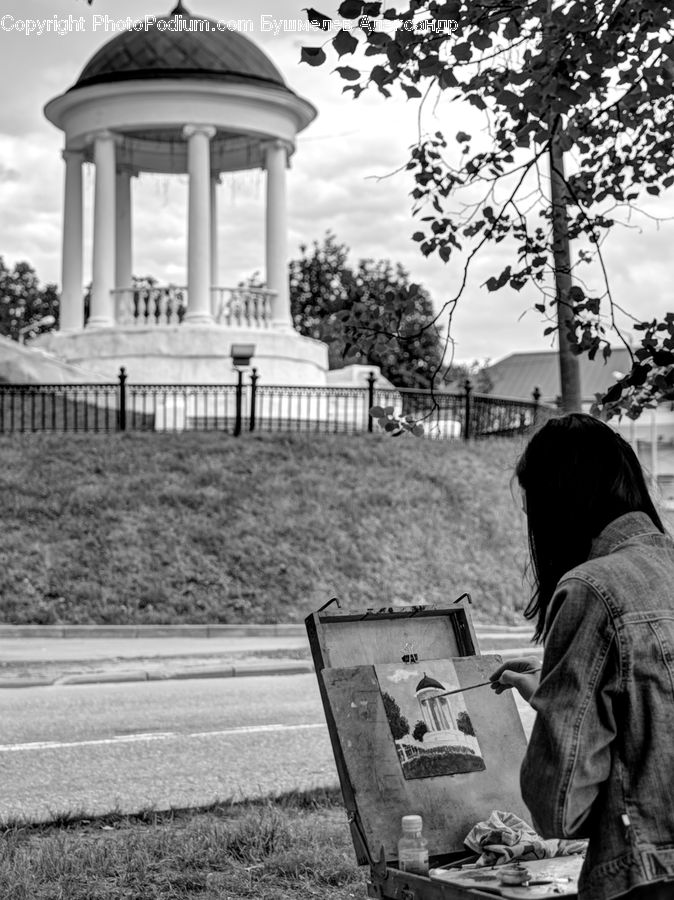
[376,660,486,780]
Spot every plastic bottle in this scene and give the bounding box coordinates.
[397,814,429,876]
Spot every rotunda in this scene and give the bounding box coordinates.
[36,1,329,384]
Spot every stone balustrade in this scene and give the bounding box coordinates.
[110,285,275,328]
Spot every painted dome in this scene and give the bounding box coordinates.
[416,673,445,692]
[71,2,288,92]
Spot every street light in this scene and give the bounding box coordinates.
[19,315,56,344]
[230,343,256,437]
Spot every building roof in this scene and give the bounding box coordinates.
[71,2,288,93]
[484,348,633,404]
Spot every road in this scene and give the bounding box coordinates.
[0,662,537,823]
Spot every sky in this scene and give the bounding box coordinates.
[0,0,673,365]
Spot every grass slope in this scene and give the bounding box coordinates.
[0,432,531,626]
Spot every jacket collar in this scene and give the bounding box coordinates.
[589,511,662,560]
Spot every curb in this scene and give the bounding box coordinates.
[0,624,306,639]
[0,660,315,689]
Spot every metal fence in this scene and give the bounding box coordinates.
[0,368,552,439]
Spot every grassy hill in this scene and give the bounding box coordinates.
[0,431,534,627]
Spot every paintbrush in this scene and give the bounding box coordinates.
[433,667,542,699]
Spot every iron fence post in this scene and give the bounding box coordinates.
[367,371,376,432]
[249,368,258,432]
[463,378,472,441]
[532,386,541,426]
[118,367,127,432]
[234,369,243,437]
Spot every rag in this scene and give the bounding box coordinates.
[464,810,587,867]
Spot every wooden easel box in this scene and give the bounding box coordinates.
[305,602,577,900]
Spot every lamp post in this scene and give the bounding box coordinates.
[19,315,56,344]
[230,343,256,437]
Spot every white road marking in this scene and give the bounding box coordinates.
[0,723,326,753]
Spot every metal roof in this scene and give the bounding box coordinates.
[484,348,634,404]
[72,3,288,92]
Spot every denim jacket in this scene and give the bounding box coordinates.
[520,511,674,900]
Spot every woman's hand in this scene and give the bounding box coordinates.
[489,657,541,705]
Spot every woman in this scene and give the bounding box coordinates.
[490,413,674,900]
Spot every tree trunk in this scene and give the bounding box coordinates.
[549,134,582,413]
[547,0,582,415]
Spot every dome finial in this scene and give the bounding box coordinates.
[171,0,188,14]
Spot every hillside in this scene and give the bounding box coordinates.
[0,432,533,626]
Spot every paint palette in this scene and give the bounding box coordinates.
[430,855,583,898]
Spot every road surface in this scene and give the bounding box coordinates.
[0,669,535,823]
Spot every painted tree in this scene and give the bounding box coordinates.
[456,710,475,737]
[382,691,410,740]
[300,1,674,419]
[412,719,429,742]
[289,232,446,388]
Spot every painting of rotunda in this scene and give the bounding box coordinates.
[377,663,486,780]
[33,1,338,391]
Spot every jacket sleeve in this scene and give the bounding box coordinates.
[520,576,619,839]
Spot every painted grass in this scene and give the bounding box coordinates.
[0,790,365,900]
[0,431,531,626]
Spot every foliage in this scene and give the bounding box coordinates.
[299,1,674,418]
[412,720,429,742]
[0,257,59,342]
[289,232,445,388]
[456,710,475,737]
[382,690,410,739]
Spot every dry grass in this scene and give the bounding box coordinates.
[0,431,531,626]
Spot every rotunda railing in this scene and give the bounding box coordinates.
[113,285,187,326]
[110,285,275,328]
[212,287,274,328]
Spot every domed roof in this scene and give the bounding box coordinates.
[416,673,445,693]
[72,2,288,92]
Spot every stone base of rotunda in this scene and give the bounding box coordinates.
[33,326,329,386]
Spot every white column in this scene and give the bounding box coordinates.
[115,167,134,299]
[60,149,84,332]
[88,130,117,328]
[210,173,220,317]
[265,140,292,330]
[183,124,215,325]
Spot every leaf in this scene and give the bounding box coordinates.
[369,406,386,418]
[412,424,425,437]
[303,7,332,29]
[384,406,395,415]
[301,46,327,66]
[402,84,422,99]
[370,65,390,87]
[412,231,425,242]
[333,28,358,56]
[603,382,623,404]
[338,0,364,17]
[456,131,471,143]
[335,65,361,80]
[363,1,382,13]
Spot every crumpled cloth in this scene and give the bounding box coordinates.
[464,810,587,866]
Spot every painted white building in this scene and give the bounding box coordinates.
[34,1,331,386]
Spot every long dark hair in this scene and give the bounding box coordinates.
[516,413,664,641]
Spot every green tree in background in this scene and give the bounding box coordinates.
[0,257,59,342]
[290,232,445,388]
